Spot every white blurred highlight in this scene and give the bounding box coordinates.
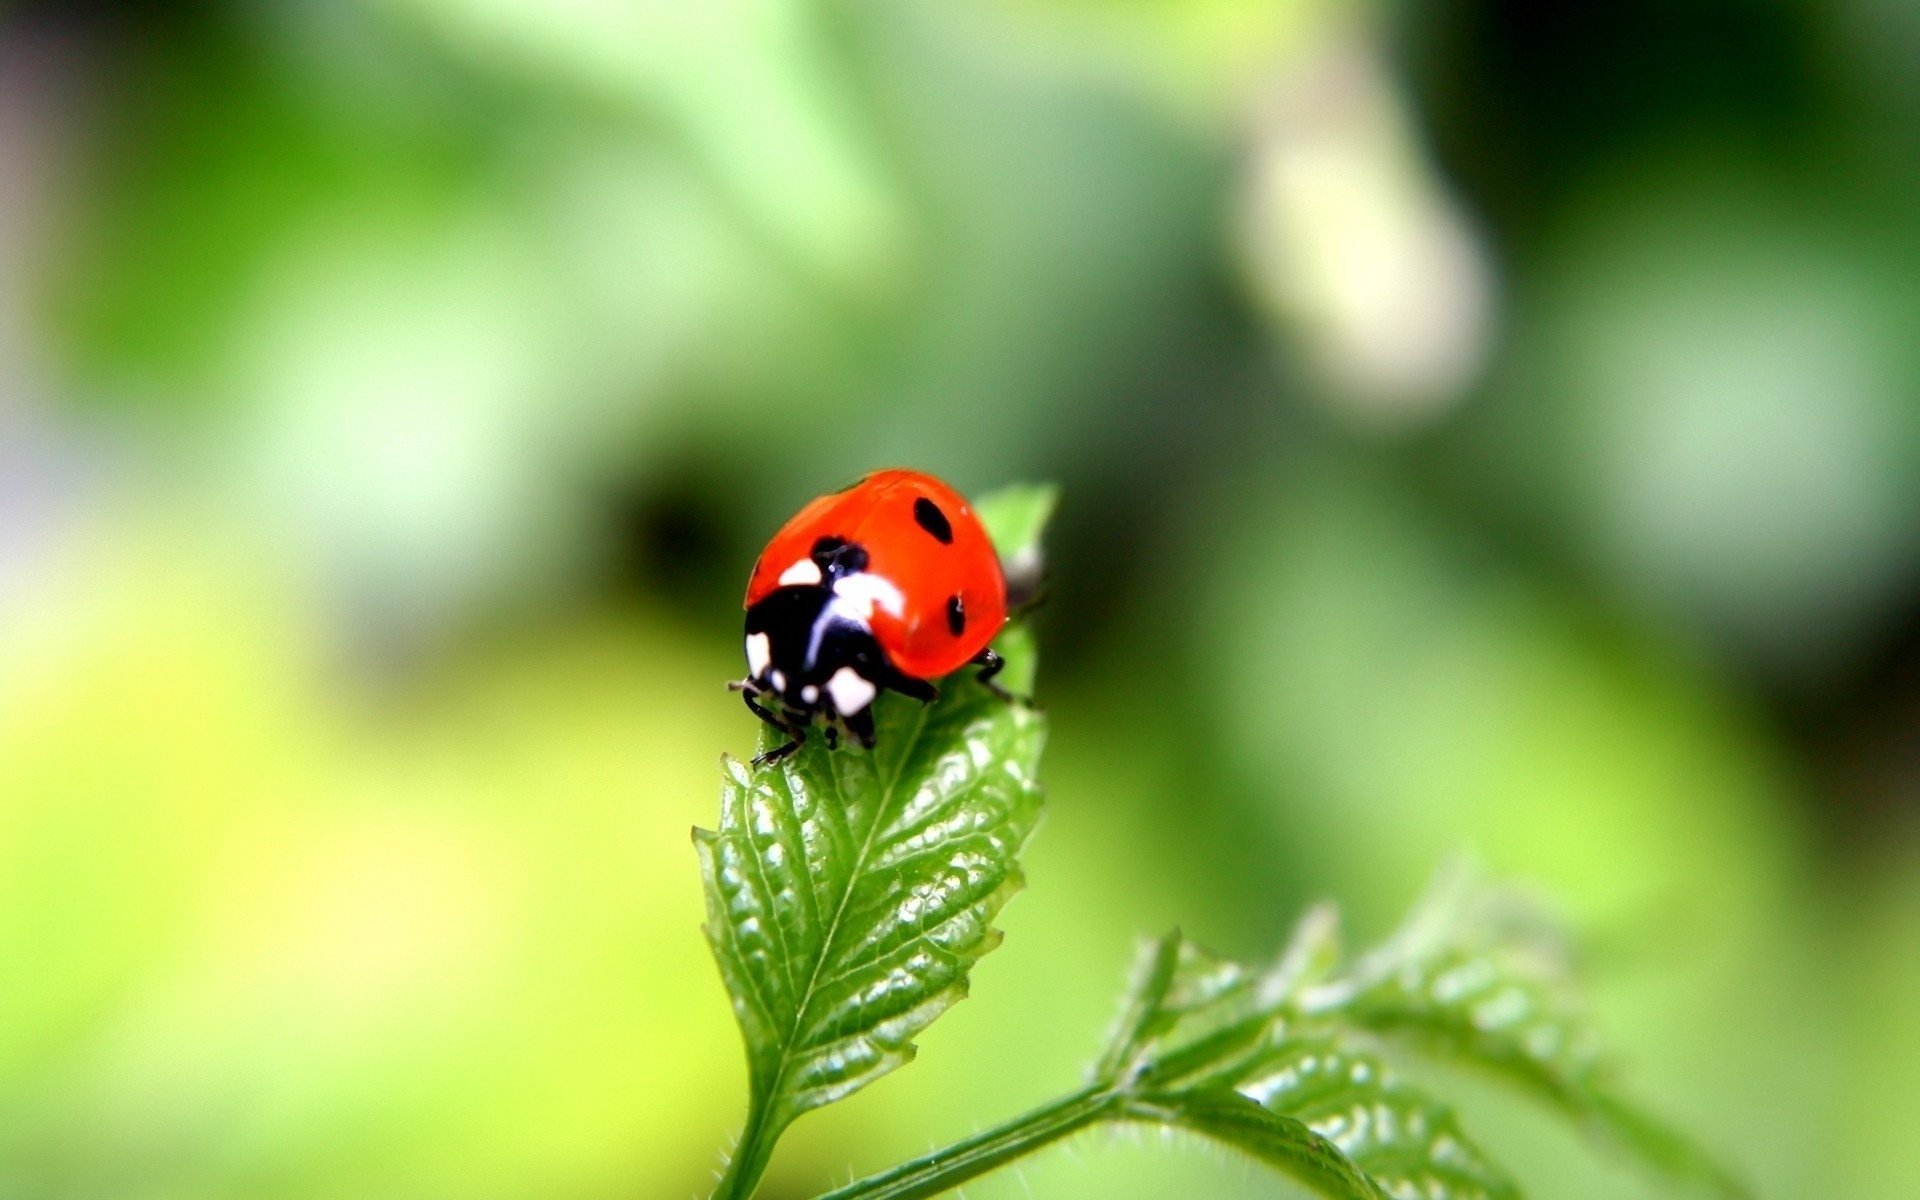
[1237,34,1494,425]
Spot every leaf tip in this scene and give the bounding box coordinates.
[976,481,1062,569]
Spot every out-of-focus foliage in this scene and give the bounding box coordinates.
[1096,877,1742,1200]
[0,511,741,1197]
[2,0,1918,1197]
[1094,907,1520,1200]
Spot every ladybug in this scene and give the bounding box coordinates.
[733,469,1014,765]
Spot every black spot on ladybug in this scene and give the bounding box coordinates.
[947,593,966,637]
[914,497,953,544]
[812,535,868,576]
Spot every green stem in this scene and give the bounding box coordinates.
[711,1098,783,1200]
[813,1083,1118,1200]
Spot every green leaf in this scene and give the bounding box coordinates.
[1331,880,1748,1198]
[699,693,1044,1120]
[1127,1088,1388,1200]
[1101,910,1341,1090]
[698,484,1053,1198]
[1092,926,1512,1200]
[821,880,1740,1200]
[974,483,1059,568]
[1234,1039,1517,1200]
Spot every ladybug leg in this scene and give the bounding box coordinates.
[842,705,877,750]
[754,733,805,767]
[742,691,806,766]
[970,647,1033,707]
[740,688,782,728]
[877,668,938,706]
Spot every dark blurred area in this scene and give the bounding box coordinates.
[2,1,1916,1197]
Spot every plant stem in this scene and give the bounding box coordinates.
[813,1083,1118,1200]
[711,1099,782,1200]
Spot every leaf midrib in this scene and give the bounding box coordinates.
[763,698,938,1113]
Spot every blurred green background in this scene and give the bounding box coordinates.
[2,1,1917,1197]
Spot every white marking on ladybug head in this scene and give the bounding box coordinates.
[770,670,787,693]
[778,558,823,587]
[826,667,877,716]
[745,632,771,679]
[801,685,818,705]
[828,572,905,624]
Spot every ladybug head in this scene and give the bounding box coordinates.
[742,579,889,721]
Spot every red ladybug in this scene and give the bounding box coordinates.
[734,469,1012,765]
